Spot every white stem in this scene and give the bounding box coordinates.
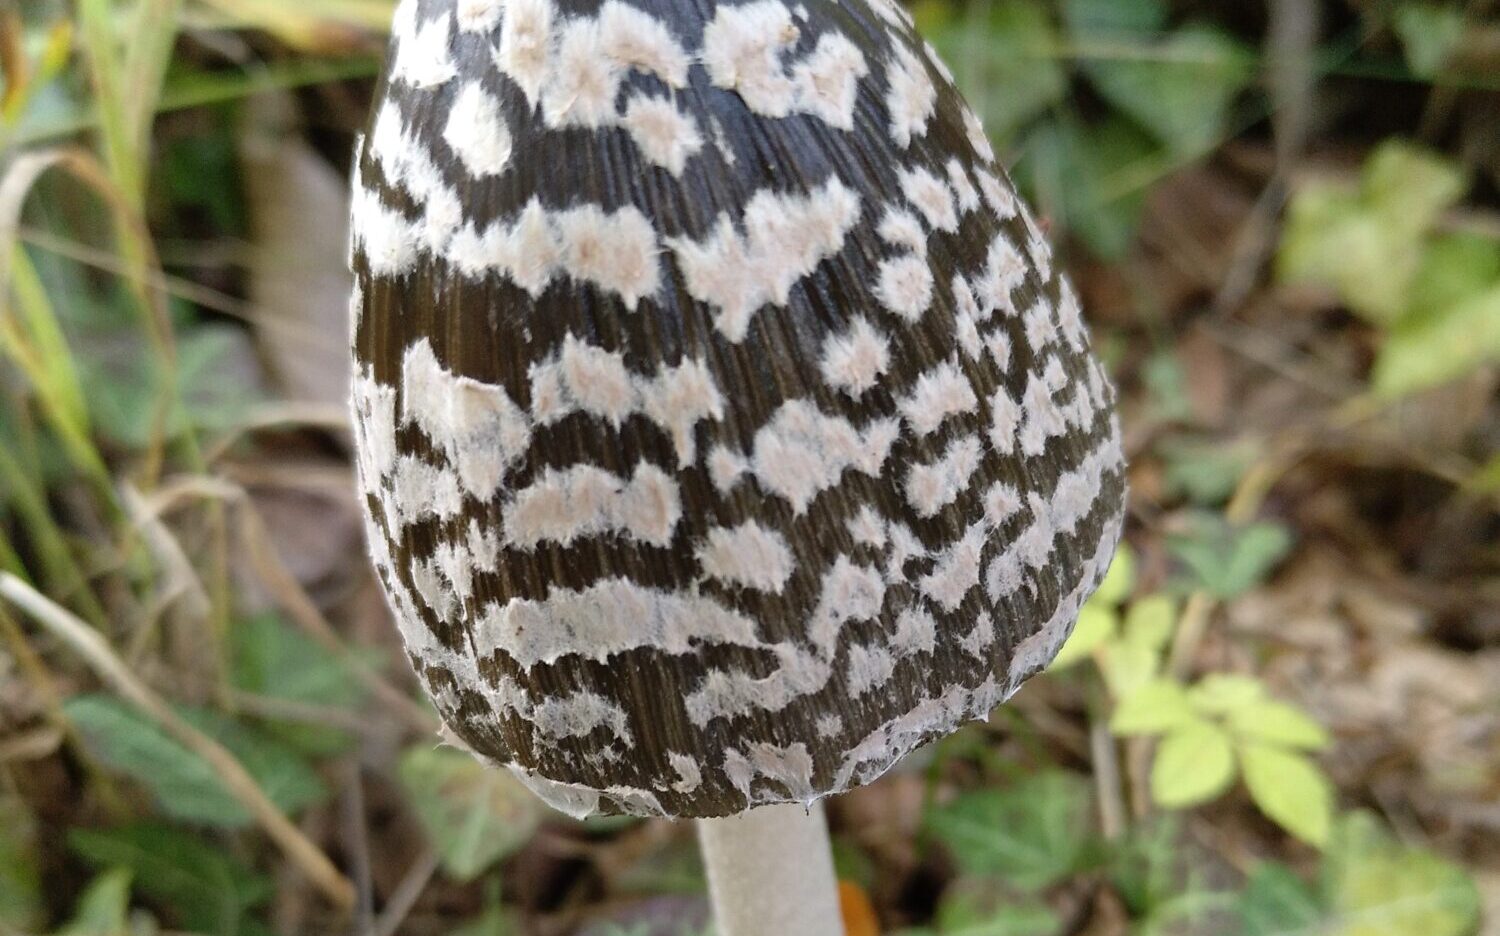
[697,802,843,936]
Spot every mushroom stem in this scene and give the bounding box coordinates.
[697,802,843,936]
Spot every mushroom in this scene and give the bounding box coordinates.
[349,0,1126,932]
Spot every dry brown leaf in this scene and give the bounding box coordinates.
[240,95,354,412]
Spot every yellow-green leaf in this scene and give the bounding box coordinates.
[1189,673,1266,715]
[1373,284,1500,399]
[1051,603,1117,670]
[1111,678,1194,737]
[1098,640,1160,700]
[1151,721,1237,808]
[1229,700,1330,751]
[1122,594,1177,651]
[1093,545,1136,607]
[1325,812,1480,936]
[1241,743,1333,848]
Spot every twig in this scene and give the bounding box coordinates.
[0,573,356,910]
[1089,716,1126,841]
[0,726,64,763]
[227,689,376,735]
[342,761,376,934]
[18,224,347,357]
[371,849,441,936]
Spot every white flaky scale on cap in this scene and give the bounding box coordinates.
[352,0,1124,929]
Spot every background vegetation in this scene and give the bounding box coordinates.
[1,0,1497,933]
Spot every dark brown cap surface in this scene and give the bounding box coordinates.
[352,0,1125,819]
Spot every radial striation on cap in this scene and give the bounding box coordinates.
[351,0,1127,820]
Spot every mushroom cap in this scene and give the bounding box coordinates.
[352,0,1126,819]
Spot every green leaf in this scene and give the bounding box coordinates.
[926,771,1095,891]
[1323,812,1480,936]
[84,323,262,448]
[1238,862,1324,936]
[178,707,329,818]
[0,796,43,931]
[70,824,272,936]
[1407,232,1500,320]
[1361,142,1469,240]
[397,745,546,882]
[1373,283,1500,399]
[1187,673,1265,716]
[1228,700,1329,751]
[232,612,365,754]
[1394,3,1467,77]
[1079,24,1254,156]
[1240,743,1333,847]
[1150,721,1236,808]
[934,884,1061,936]
[57,869,134,936]
[1160,436,1256,506]
[1020,115,1157,259]
[1278,142,1468,326]
[1097,639,1161,700]
[1106,816,1192,919]
[1063,0,1167,36]
[1121,595,1177,651]
[65,694,327,827]
[925,0,1067,145]
[1050,602,1117,669]
[1168,515,1294,598]
[1093,545,1137,607]
[1111,678,1194,736]
[1142,349,1192,423]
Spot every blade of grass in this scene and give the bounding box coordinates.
[74,0,144,210]
[121,0,185,157]
[9,248,92,443]
[191,0,393,49]
[1,147,234,689]
[13,55,381,147]
[0,148,169,495]
[0,443,109,628]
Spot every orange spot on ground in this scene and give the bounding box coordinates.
[839,880,881,936]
